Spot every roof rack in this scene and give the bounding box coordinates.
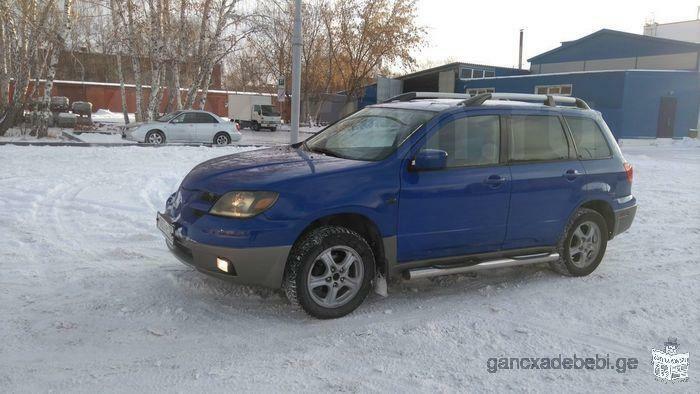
[382,91,590,109]
[382,92,473,103]
[460,93,590,109]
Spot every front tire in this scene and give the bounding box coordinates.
[251,122,260,131]
[550,208,608,276]
[284,226,374,319]
[145,130,165,145]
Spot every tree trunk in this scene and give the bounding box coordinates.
[110,0,130,124]
[126,0,144,122]
[37,0,74,138]
[145,0,164,120]
[116,53,129,124]
[0,19,8,112]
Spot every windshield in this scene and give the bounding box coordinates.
[304,107,434,161]
[261,105,280,117]
[157,111,182,122]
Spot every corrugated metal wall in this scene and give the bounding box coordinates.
[460,70,700,138]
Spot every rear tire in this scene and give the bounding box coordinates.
[145,130,165,145]
[550,208,608,276]
[284,226,374,319]
[213,132,231,145]
[270,127,277,132]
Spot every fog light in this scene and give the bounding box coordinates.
[216,257,231,273]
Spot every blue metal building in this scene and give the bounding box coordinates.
[462,29,700,138]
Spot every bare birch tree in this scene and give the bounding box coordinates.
[109,0,130,124]
[36,0,73,138]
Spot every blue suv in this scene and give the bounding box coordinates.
[157,92,637,319]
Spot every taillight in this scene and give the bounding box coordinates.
[235,122,241,131]
[623,162,633,183]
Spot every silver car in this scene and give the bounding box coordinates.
[122,110,243,145]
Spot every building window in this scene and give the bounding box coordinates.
[460,67,496,80]
[466,88,495,96]
[535,84,573,96]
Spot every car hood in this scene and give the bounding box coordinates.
[180,146,368,193]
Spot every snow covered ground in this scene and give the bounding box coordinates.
[0,142,698,392]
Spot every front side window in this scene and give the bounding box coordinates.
[159,111,182,122]
[183,112,199,123]
[304,107,434,161]
[171,113,186,123]
[509,115,570,162]
[423,115,500,167]
[565,116,612,159]
[261,105,280,116]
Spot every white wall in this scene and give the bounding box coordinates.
[644,20,700,43]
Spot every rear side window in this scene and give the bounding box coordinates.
[196,113,217,123]
[565,116,612,159]
[508,115,569,162]
[424,115,500,167]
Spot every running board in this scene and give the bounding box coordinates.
[404,253,560,280]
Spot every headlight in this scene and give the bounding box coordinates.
[209,191,278,218]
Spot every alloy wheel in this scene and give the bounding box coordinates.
[306,246,364,308]
[569,221,602,268]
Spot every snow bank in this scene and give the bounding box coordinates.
[0,144,698,391]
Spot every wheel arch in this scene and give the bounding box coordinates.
[577,199,615,239]
[290,213,386,278]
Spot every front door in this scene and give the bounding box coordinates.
[657,97,677,138]
[503,114,586,250]
[168,113,196,141]
[397,114,511,262]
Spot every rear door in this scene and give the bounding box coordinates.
[397,113,511,262]
[194,112,219,142]
[503,113,585,250]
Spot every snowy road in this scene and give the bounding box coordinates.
[0,143,698,392]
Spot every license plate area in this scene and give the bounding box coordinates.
[157,212,174,245]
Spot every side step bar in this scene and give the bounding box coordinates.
[404,253,560,280]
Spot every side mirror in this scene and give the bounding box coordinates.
[412,149,448,171]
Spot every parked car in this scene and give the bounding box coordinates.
[122,110,242,145]
[157,92,637,319]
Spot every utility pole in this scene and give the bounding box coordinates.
[290,0,302,144]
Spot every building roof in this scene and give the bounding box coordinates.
[398,62,526,80]
[528,29,700,64]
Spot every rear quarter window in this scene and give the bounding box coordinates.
[508,115,570,162]
[565,116,612,159]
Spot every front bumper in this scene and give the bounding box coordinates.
[613,204,637,237]
[159,213,291,288]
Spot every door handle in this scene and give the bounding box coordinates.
[564,169,582,180]
[484,174,507,187]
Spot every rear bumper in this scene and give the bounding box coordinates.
[160,214,291,288]
[613,204,637,237]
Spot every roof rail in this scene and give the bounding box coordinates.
[382,92,472,103]
[459,93,590,109]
